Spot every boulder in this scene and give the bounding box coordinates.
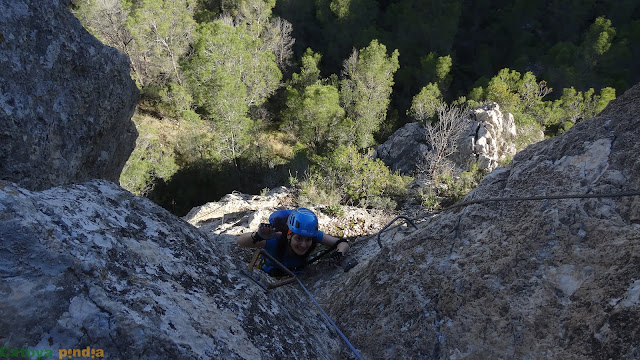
[0,180,348,359]
[375,103,518,175]
[452,102,517,170]
[373,122,431,174]
[0,0,138,191]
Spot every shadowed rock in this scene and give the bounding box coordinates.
[0,0,138,191]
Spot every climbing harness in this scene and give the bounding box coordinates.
[256,249,365,360]
[240,249,297,290]
[241,238,357,290]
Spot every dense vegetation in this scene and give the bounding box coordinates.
[71,0,638,215]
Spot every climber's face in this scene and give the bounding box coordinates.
[288,233,313,255]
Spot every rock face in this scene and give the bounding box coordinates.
[452,102,517,170]
[374,122,432,174]
[184,187,394,240]
[0,180,347,359]
[307,83,640,359]
[376,102,517,174]
[0,0,138,191]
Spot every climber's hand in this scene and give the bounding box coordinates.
[252,223,280,243]
[329,251,344,265]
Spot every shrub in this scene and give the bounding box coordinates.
[120,114,179,196]
[298,145,412,209]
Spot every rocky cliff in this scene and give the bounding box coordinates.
[185,85,639,359]
[0,1,352,358]
[2,1,639,358]
[0,0,138,191]
[0,180,348,359]
[304,83,640,359]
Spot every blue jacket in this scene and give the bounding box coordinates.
[261,210,324,275]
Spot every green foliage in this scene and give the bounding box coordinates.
[289,48,323,90]
[419,52,453,94]
[282,83,351,154]
[408,83,442,123]
[126,0,197,87]
[158,83,196,118]
[297,177,344,209]
[187,21,281,113]
[174,121,221,164]
[120,115,180,196]
[77,0,635,217]
[485,68,527,112]
[329,0,351,19]
[581,16,616,68]
[473,67,615,139]
[340,40,400,149]
[550,86,617,133]
[478,67,553,128]
[324,204,344,217]
[185,20,281,161]
[71,0,131,51]
[418,164,487,210]
[302,145,412,208]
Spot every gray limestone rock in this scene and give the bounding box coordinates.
[304,83,640,359]
[376,103,518,175]
[373,122,431,174]
[452,102,518,171]
[0,0,138,191]
[0,180,347,359]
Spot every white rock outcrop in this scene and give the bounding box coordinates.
[376,102,518,174]
[453,102,517,170]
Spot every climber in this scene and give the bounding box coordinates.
[236,208,349,277]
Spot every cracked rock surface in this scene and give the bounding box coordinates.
[305,83,640,359]
[0,180,347,359]
[0,0,138,191]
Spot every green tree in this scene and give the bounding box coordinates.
[408,83,442,123]
[483,68,552,125]
[308,145,410,207]
[185,20,281,162]
[72,0,132,52]
[219,0,276,32]
[289,48,323,90]
[120,115,180,196]
[581,16,616,68]
[419,53,453,94]
[558,87,586,126]
[218,0,294,73]
[555,86,616,131]
[283,84,349,154]
[329,0,351,19]
[126,0,197,87]
[340,40,400,149]
[485,68,523,112]
[517,72,552,112]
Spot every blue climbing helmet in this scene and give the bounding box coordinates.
[287,208,319,237]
